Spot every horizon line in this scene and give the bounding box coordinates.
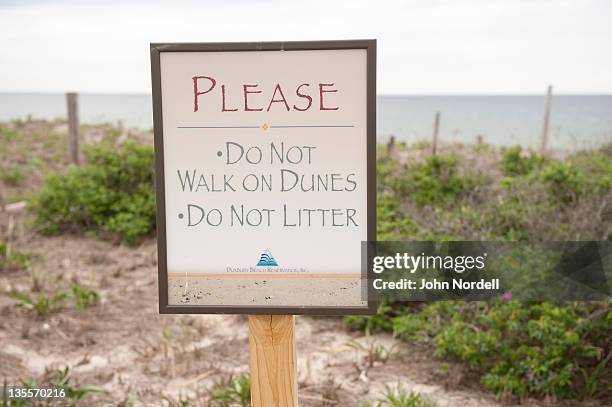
[1,91,612,97]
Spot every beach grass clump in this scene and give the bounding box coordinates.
[12,366,105,404]
[209,373,251,407]
[0,240,31,272]
[11,291,67,317]
[71,284,100,310]
[11,284,100,317]
[358,383,437,407]
[32,141,155,244]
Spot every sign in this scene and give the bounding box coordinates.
[151,40,376,314]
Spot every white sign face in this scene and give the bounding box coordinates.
[152,41,375,313]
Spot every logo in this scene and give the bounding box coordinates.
[257,249,278,267]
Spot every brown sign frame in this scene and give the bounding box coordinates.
[151,40,377,315]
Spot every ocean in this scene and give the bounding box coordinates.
[0,93,610,150]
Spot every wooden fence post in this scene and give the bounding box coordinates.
[432,111,440,155]
[540,85,552,154]
[387,134,395,156]
[66,92,80,165]
[248,315,298,407]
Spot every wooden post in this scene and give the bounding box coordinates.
[432,111,440,155]
[66,92,80,165]
[387,134,395,156]
[248,315,298,407]
[540,85,552,154]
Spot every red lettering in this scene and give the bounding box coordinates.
[319,83,339,111]
[192,76,216,112]
[243,84,263,111]
[221,85,238,112]
[191,76,341,112]
[293,83,312,111]
[266,84,290,112]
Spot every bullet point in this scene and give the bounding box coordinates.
[178,213,184,219]
[217,151,222,157]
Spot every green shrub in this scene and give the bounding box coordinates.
[501,146,545,176]
[352,302,611,401]
[571,150,612,192]
[0,126,19,142]
[392,314,426,341]
[0,166,23,186]
[345,303,395,336]
[32,142,155,244]
[377,194,417,240]
[487,198,529,241]
[540,162,586,204]
[377,154,403,191]
[434,302,610,399]
[398,154,478,206]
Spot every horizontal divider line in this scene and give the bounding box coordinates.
[168,273,364,279]
[176,125,355,129]
[270,125,355,128]
[177,126,259,129]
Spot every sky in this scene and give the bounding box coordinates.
[0,0,611,95]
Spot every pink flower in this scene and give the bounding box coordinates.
[501,291,513,301]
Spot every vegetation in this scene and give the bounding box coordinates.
[501,146,545,176]
[0,166,23,186]
[45,366,105,401]
[349,141,612,402]
[11,284,100,316]
[32,141,155,244]
[396,154,480,206]
[346,339,397,367]
[11,291,67,317]
[4,121,610,403]
[387,302,611,400]
[0,241,31,272]
[71,283,100,310]
[358,384,436,407]
[210,374,251,407]
[1,367,105,406]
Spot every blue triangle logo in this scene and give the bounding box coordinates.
[257,249,278,267]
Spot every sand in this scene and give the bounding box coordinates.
[168,276,368,308]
